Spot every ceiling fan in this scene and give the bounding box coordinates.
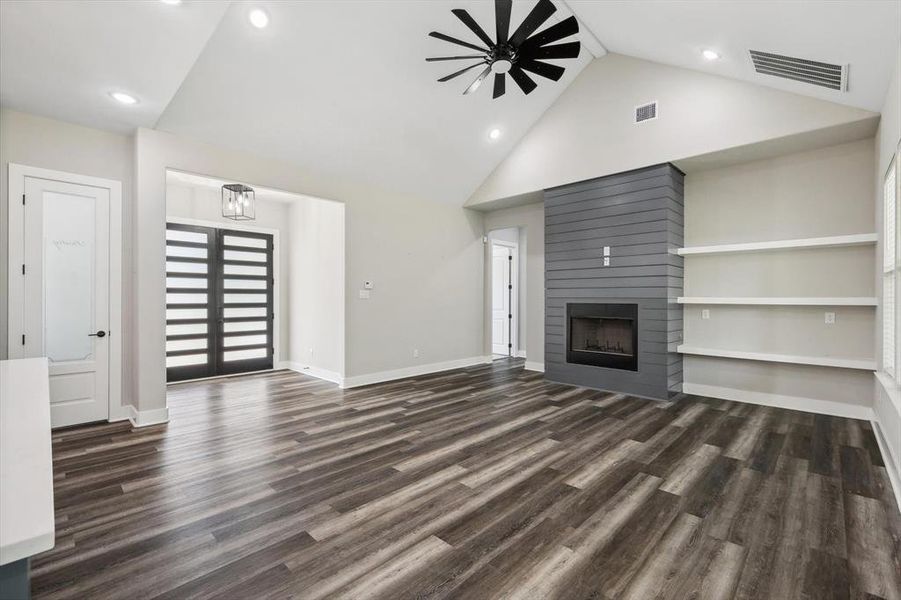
[427,0,580,99]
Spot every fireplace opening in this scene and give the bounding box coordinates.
[567,303,638,371]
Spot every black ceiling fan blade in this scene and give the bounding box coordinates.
[426,55,487,62]
[429,31,489,53]
[493,73,506,99]
[452,8,495,47]
[508,65,538,95]
[439,62,487,83]
[495,0,512,45]
[520,16,579,49]
[518,59,566,81]
[508,0,556,47]
[463,65,493,95]
[521,42,581,61]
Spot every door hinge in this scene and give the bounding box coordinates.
[21,334,25,345]
[22,194,25,205]
[21,264,25,275]
[508,343,512,348]
[508,314,512,319]
[508,284,512,290]
[508,255,512,261]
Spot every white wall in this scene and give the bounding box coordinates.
[0,108,135,418]
[483,202,544,369]
[682,138,876,416]
[468,53,878,208]
[133,127,484,414]
[165,182,292,363]
[288,197,345,380]
[874,45,901,494]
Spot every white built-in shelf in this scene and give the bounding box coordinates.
[676,233,877,256]
[677,345,876,371]
[676,297,877,306]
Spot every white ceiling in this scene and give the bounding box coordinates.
[0,0,228,132]
[1,0,898,204]
[568,0,901,112]
[154,1,592,204]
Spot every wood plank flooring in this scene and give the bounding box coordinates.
[32,359,901,599]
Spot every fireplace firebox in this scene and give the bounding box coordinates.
[566,303,638,371]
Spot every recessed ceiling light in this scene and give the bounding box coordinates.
[249,8,269,28]
[109,91,138,105]
[702,49,720,61]
[488,128,501,141]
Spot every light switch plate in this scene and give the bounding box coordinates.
[825,312,835,324]
[702,309,710,320]
[359,290,370,299]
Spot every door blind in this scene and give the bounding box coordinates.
[166,223,274,382]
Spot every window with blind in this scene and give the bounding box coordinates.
[885,157,898,377]
[166,223,274,382]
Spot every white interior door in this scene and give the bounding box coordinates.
[492,245,512,355]
[22,176,110,428]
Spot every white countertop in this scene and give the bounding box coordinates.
[0,357,55,565]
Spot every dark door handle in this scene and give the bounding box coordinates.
[89,330,106,338]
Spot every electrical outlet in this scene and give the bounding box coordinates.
[702,309,710,320]
[825,312,835,324]
[413,349,420,358]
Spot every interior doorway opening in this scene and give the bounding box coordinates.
[165,170,345,384]
[489,228,520,358]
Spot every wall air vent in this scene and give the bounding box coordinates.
[749,49,848,91]
[635,101,658,123]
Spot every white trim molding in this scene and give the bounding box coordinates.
[524,361,545,373]
[281,362,344,386]
[682,382,875,421]
[873,371,901,511]
[111,405,169,428]
[341,356,492,389]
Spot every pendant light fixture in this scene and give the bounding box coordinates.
[221,183,256,221]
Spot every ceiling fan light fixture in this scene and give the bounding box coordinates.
[489,128,501,140]
[491,59,513,74]
[427,0,580,99]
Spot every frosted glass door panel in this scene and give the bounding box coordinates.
[43,192,96,363]
[22,175,110,428]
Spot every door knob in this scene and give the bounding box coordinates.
[88,330,106,338]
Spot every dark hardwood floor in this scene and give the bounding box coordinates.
[32,359,901,599]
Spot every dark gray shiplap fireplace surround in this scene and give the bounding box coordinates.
[544,163,684,400]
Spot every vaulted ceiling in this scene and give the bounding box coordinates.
[1,0,898,205]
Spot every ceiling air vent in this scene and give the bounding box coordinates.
[635,101,658,123]
[749,49,848,91]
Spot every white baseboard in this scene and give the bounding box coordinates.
[681,382,875,421]
[111,405,169,428]
[524,361,545,373]
[282,362,344,386]
[871,418,901,513]
[341,356,492,389]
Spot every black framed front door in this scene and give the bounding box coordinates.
[165,223,274,382]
